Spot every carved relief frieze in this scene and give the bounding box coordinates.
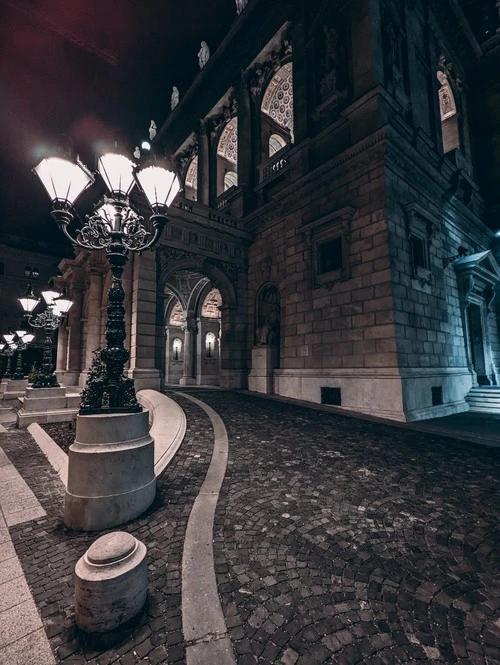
[209,90,239,143]
[246,27,292,102]
[174,136,198,182]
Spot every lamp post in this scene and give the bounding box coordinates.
[19,285,73,388]
[12,328,35,380]
[33,153,180,414]
[0,342,15,379]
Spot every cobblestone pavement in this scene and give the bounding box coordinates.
[187,390,500,665]
[0,396,213,665]
[0,390,499,665]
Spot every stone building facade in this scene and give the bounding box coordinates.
[57,0,500,421]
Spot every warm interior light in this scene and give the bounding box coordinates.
[53,294,73,315]
[34,157,93,206]
[3,333,14,344]
[41,289,60,306]
[19,285,40,314]
[136,165,180,211]
[98,153,136,197]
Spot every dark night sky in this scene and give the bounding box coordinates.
[0,0,235,250]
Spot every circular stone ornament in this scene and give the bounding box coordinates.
[75,532,148,633]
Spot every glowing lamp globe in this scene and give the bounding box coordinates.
[19,285,40,314]
[3,333,15,344]
[16,329,28,339]
[136,165,180,211]
[34,157,93,206]
[98,153,136,197]
[41,289,61,306]
[53,294,73,316]
[23,333,35,344]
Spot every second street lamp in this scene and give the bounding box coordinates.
[19,286,73,388]
[12,329,35,380]
[34,152,180,414]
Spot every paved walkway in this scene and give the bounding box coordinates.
[0,392,498,665]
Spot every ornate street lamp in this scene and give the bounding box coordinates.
[19,286,73,388]
[34,152,180,414]
[12,328,35,380]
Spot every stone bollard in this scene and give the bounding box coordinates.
[75,532,148,633]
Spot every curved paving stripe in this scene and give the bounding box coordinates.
[179,392,236,665]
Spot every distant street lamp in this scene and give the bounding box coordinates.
[12,328,35,380]
[33,152,180,414]
[0,342,16,379]
[19,285,73,387]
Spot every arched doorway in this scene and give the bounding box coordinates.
[159,259,237,388]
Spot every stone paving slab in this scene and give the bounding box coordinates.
[0,392,499,665]
[1,397,215,665]
[192,390,500,665]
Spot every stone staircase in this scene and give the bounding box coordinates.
[466,386,500,413]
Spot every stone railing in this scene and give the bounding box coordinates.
[172,197,238,229]
[258,151,290,184]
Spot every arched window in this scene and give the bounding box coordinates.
[269,134,287,157]
[205,332,216,358]
[437,70,460,153]
[224,170,238,191]
[172,338,183,361]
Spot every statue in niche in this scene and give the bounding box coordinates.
[198,41,210,69]
[171,86,179,110]
[255,284,280,346]
[381,0,406,94]
[235,0,249,15]
[149,120,157,141]
[315,10,347,105]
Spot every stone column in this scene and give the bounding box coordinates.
[179,316,197,386]
[80,268,104,387]
[197,120,210,206]
[56,326,69,373]
[237,78,254,191]
[127,251,160,391]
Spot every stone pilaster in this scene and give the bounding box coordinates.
[197,120,210,206]
[127,251,160,391]
[179,316,197,386]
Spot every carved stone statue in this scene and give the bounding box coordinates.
[235,0,249,15]
[198,41,210,69]
[149,120,157,141]
[171,86,179,111]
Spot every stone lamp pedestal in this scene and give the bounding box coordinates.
[64,410,156,531]
[248,345,279,394]
[2,378,29,401]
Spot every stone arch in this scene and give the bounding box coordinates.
[259,62,293,163]
[158,257,238,387]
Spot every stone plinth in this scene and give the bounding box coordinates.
[0,378,9,395]
[75,532,147,633]
[3,379,29,400]
[64,410,156,531]
[17,386,81,427]
[248,346,279,394]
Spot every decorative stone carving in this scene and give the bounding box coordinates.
[171,85,179,110]
[198,41,210,69]
[247,29,292,101]
[157,246,240,290]
[261,256,272,280]
[209,92,238,143]
[174,136,198,181]
[149,120,157,141]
